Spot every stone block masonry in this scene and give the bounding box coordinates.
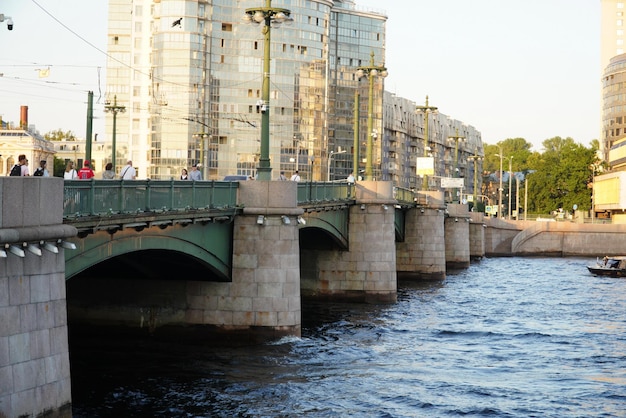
[0,178,76,418]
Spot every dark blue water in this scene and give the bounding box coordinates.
[71,257,626,417]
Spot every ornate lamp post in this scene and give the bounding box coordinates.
[467,152,483,208]
[356,51,388,181]
[243,0,292,181]
[192,132,210,180]
[416,96,438,190]
[104,95,126,173]
[327,149,346,181]
[448,129,465,202]
[508,156,514,220]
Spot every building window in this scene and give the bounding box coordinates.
[222,23,232,32]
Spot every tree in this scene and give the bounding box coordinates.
[526,137,596,214]
[53,157,67,178]
[482,138,534,215]
[44,129,77,142]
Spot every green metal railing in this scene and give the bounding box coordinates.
[63,180,240,217]
[296,181,354,205]
[393,186,415,205]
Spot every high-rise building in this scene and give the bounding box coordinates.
[601,0,626,161]
[105,0,387,180]
[601,0,626,70]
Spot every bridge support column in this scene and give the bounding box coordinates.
[469,212,485,260]
[0,178,77,418]
[224,181,303,341]
[397,191,446,280]
[302,181,397,303]
[445,203,471,270]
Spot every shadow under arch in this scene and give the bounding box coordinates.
[65,232,232,282]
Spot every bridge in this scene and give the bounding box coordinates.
[6,176,626,417]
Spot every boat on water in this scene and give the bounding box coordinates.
[587,256,626,277]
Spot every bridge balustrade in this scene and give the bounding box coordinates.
[394,186,416,205]
[296,181,354,206]
[63,180,240,218]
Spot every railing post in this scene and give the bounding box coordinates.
[145,179,151,211]
[170,178,175,210]
[192,180,197,209]
[89,178,96,215]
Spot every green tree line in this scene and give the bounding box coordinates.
[482,137,603,216]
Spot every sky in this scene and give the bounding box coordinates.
[0,0,601,151]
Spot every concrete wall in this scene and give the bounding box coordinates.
[512,222,626,256]
[0,178,76,418]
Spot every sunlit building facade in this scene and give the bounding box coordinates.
[105,0,387,180]
[382,92,483,200]
[601,1,626,162]
[0,106,55,176]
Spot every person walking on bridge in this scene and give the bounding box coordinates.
[78,160,95,180]
[121,160,136,180]
[189,163,202,181]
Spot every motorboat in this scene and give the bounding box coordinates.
[587,256,626,277]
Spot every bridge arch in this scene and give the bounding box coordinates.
[298,208,350,249]
[65,224,232,281]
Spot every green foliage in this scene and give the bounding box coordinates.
[44,129,77,142]
[526,137,596,213]
[53,157,67,177]
[483,138,533,173]
[484,136,597,216]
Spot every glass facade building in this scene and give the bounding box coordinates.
[105,0,387,180]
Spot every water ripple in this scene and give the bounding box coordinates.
[71,257,626,417]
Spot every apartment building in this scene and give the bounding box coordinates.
[105,0,386,180]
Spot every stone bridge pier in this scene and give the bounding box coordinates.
[301,181,397,303]
[396,191,446,280]
[445,203,471,270]
[0,178,77,418]
[175,181,304,343]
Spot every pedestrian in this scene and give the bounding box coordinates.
[18,154,30,177]
[102,162,116,179]
[189,163,202,181]
[33,160,49,177]
[63,161,78,179]
[121,160,136,180]
[78,160,95,179]
[180,168,189,180]
[278,171,287,181]
[347,172,355,183]
[9,154,27,176]
[290,170,300,182]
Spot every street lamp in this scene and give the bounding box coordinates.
[416,96,438,190]
[495,148,506,218]
[467,151,483,209]
[356,51,388,181]
[327,149,346,181]
[507,156,514,220]
[192,132,210,180]
[243,0,292,181]
[448,129,465,202]
[104,95,126,173]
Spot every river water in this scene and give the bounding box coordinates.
[70,257,626,417]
